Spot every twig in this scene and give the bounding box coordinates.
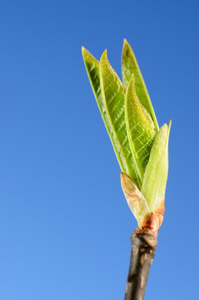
[124,228,157,300]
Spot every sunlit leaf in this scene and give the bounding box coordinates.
[82,47,111,132]
[99,50,139,185]
[125,75,156,184]
[122,39,159,132]
[82,47,127,174]
[141,121,171,211]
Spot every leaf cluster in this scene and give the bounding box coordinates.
[82,40,171,226]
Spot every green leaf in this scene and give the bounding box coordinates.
[141,121,171,212]
[82,47,124,171]
[125,75,156,185]
[99,50,139,185]
[82,47,110,131]
[122,39,159,132]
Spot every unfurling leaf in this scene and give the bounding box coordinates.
[82,47,130,175]
[122,39,159,132]
[125,75,156,187]
[99,51,139,185]
[141,121,171,212]
[81,47,113,140]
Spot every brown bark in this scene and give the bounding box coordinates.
[124,228,157,300]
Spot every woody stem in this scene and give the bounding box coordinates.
[124,228,158,300]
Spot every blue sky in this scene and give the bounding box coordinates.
[0,0,198,299]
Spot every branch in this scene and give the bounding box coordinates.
[124,228,157,300]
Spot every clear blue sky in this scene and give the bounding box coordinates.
[0,1,198,299]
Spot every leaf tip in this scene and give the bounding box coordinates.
[100,49,108,61]
[126,73,136,100]
[168,119,172,129]
[120,172,128,190]
[120,172,131,193]
[123,38,130,47]
[122,39,132,55]
[81,46,86,55]
[100,50,109,70]
[82,46,89,60]
[129,73,135,85]
[121,172,137,195]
